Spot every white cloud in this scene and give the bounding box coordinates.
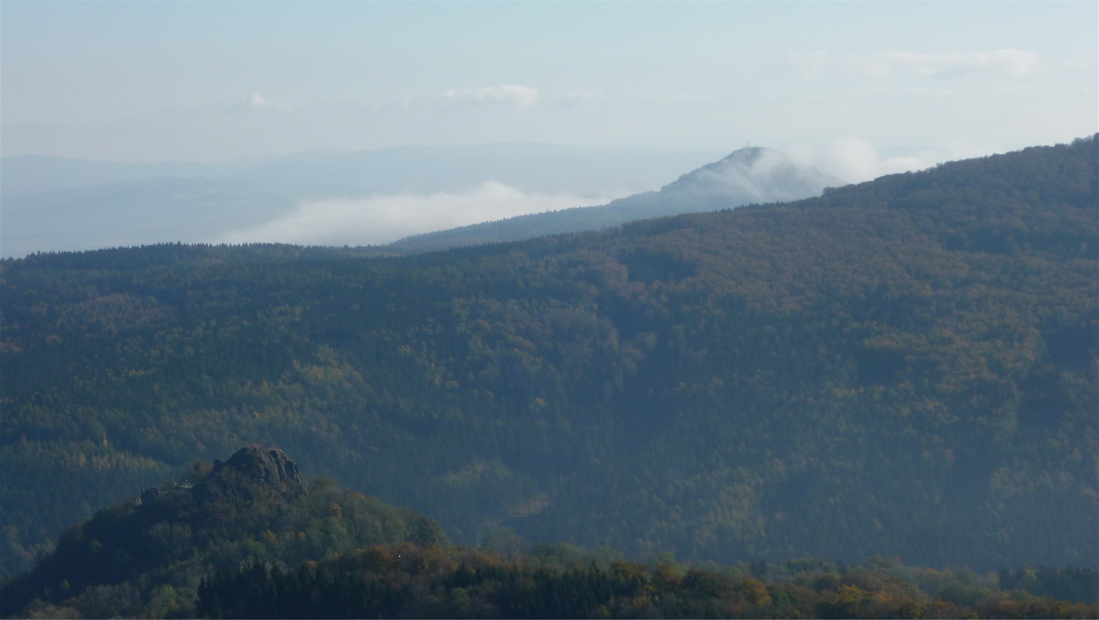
[217,182,624,247]
[787,137,1009,184]
[824,138,910,182]
[237,92,299,111]
[787,51,830,80]
[558,90,604,105]
[788,138,929,183]
[443,84,540,107]
[908,86,954,97]
[789,49,1038,81]
[864,49,1037,79]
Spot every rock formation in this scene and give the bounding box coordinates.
[189,445,307,504]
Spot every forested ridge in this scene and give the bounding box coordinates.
[3,447,1097,618]
[0,446,448,618]
[2,137,1096,582]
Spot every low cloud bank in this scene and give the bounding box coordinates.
[217,182,624,247]
[210,139,1007,248]
[443,85,540,108]
[788,138,1004,184]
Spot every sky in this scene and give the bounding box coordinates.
[1,1,1096,254]
[3,1,1095,169]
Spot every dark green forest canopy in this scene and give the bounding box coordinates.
[0,446,448,618]
[1,136,1096,579]
[193,545,1099,619]
[5,447,1096,619]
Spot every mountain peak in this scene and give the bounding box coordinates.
[385,146,845,252]
[190,445,308,504]
[721,145,772,161]
[655,146,842,205]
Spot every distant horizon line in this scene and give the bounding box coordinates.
[0,142,741,166]
[9,134,1090,167]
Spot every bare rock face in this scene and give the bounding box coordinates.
[191,445,307,504]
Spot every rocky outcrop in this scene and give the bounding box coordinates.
[190,445,307,504]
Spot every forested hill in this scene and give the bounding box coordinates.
[0,445,447,618]
[1,136,1096,579]
[6,447,1095,618]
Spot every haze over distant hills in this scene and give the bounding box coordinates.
[1,143,726,258]
[388,146,843,252]
[0,144,842,259]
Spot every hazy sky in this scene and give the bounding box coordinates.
[2,1,1096,170]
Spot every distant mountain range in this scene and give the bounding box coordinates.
[387,147,843,252]
[1,144,725,258]
[0,144,841,258]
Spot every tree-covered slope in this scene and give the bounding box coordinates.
[195,545,1099,619]
[0,446,445,618]
[6,449,1095,618]
[1,136,1096,578]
